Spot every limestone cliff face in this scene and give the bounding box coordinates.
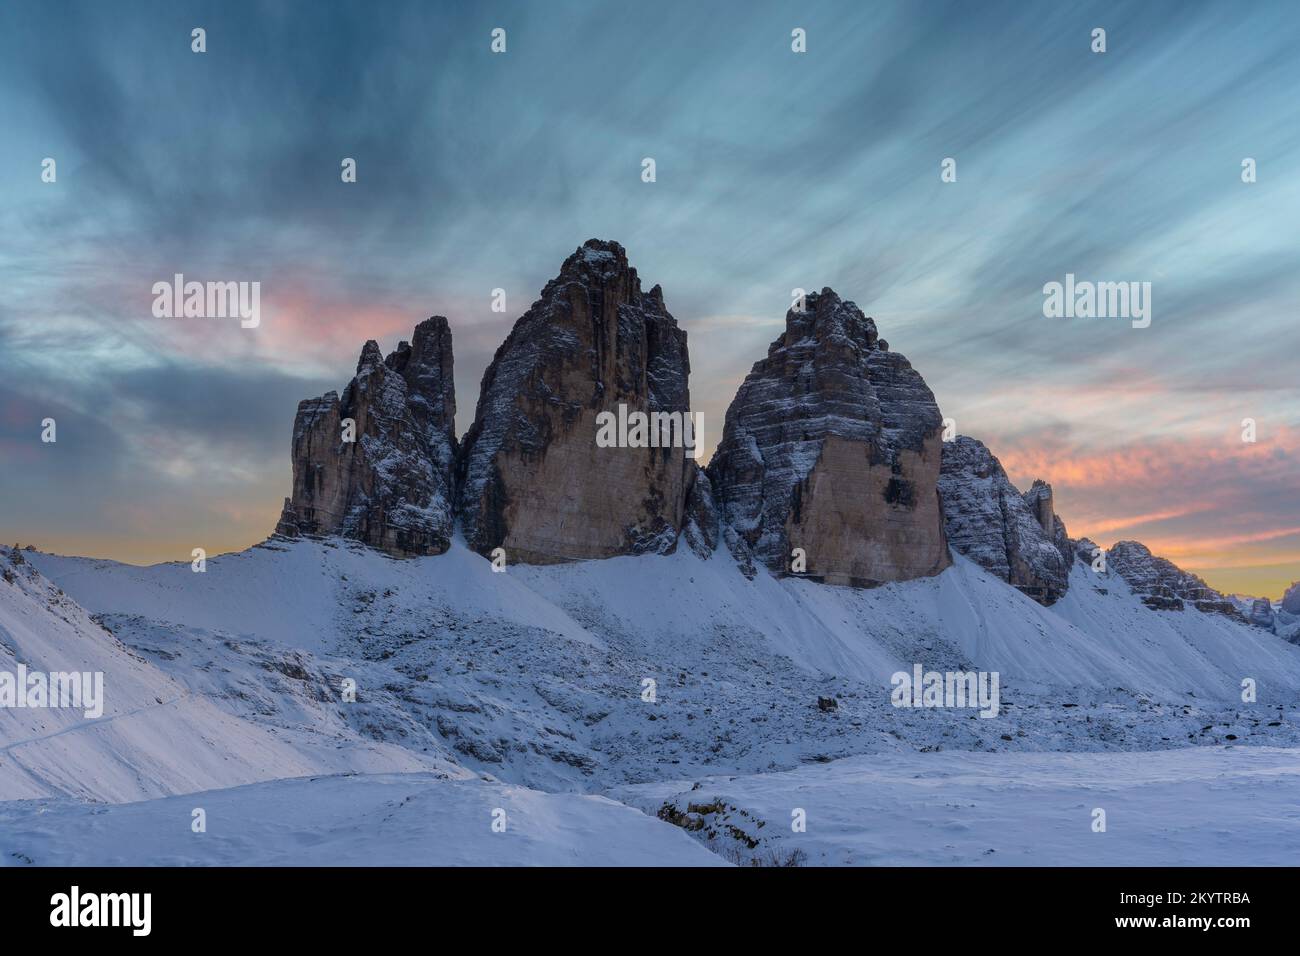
[708,289,950,586]
[936,438,1071,605]
[455,239,697,563]
[275,317,457,556]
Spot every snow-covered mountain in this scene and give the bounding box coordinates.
[5,241,1298,865]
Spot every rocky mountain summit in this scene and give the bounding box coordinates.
[936,437,1071,605]
[456,239,700,563]
[707,289,950,586]
[1105,540,1245,621]
[275,317,457,557]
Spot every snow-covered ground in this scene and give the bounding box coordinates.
[5,747,1297,867]
[0,772,724,866]
[614,746,1300,866]
[6,537,1300,865]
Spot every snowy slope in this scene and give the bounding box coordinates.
[9,536,1300,866]
[14,537,1299,794]
[25,538,596,657]
[1053,562,1300,700]
[30,539,1300,702]
[8,746,1298,867]
[1,549,459,803]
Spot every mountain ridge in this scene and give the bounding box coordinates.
[266,238,1273,625]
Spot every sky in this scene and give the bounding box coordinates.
[0,0,1297,597]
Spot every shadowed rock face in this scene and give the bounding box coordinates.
[937,437,1071,605]
[708,289,950,586]
[1106,540,1246,620]
[1247,597,1275,629]
[681,467,719,560]
[275,317,457,556]
[455,239,697,563]
[1283,582,1300,616]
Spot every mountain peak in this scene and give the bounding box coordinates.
[456,240,696,563]
[937,435,1071,604]
[276,317,457,557]
[356,339,383,374]
[710,289,946,586]
[1284,581,1300,615]
[778,288,879,354]
[555,238,633,283]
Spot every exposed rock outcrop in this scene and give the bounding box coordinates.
[1283,581,1300,616]
[1106,540,1245,620]
[1247,597,1275,629]
[455,239,697,563]
[681,467,719,560]
[1075,537,1104,568]
[1022,479,1074,571]
[937,437,1071,605]
[275,317,457,556]
[708,289,950,586]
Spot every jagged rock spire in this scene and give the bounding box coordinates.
[455,239,701,563]
[275,316,457,556]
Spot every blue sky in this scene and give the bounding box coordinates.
[1,0,1297,595]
